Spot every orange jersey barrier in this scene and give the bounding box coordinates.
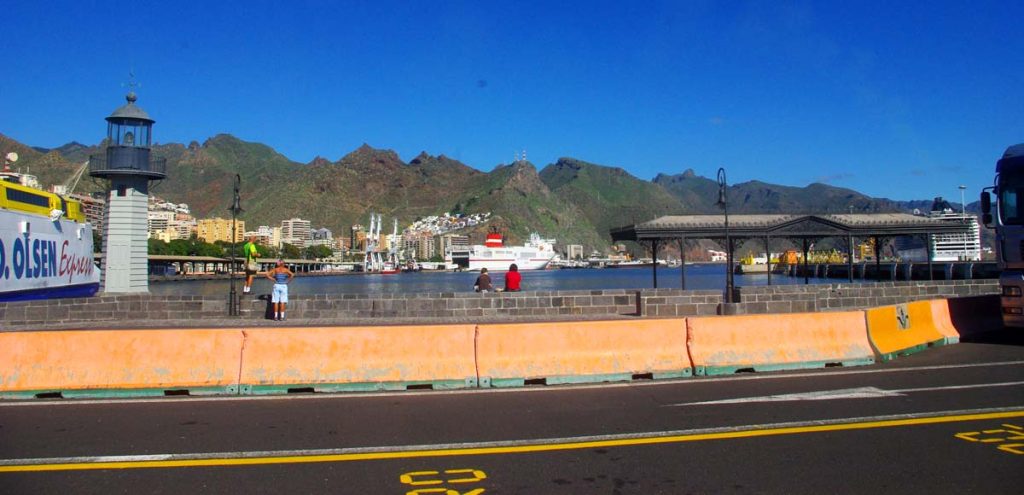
[929,299,962,344]
[238,325,478,393]
[475,319,690,387]
[0,329,244,398]
[865,301,948,361]
[687,312,874,375]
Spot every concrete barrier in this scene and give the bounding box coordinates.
[476,319,691,387]
[930,295,1004,343]
[238,325,478,393]
[865,301,947,361]
[930,299,962,344]
[687,312,875,375]
[0,329,244,399]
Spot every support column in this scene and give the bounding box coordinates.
[926,233,934,281]
[874,236,882,281]
[802,237,809,284]
[679,238,686,290]
[765,236,772,285]
[847,235,855,282]
[651,239,659,289]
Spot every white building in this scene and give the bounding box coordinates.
[281,218,312,248]
[708,249,727,262]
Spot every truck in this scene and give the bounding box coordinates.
[981,143,1024,327]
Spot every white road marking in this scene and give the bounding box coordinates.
[671,380,1024,406]
[2,360,1022,408]
[1,406,1021,467]
[679,387,902,405]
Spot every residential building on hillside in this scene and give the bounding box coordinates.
[246,225,281,248]
[281,218,311,247]
[311,227,334,248]
[351,224,366,250]
[401,232,437,260]
[148,210,174,238]
[414,232,436,260]
[197,218,245,243]
[170,215,197,240]
[438,234,469,255]
[69,192,106,232]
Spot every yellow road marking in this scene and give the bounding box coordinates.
[3,409,1023,473]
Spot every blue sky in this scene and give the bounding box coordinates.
[1,1,1020,203]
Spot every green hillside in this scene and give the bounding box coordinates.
[540,157,686,239]
[2,131,963,254]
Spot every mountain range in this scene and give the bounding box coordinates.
[0,132,983,253]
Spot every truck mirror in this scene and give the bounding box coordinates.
[983,213,993,225]
[980,191,991,214]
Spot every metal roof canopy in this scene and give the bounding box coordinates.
[610,213,972,241]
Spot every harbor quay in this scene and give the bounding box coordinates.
[0,278,999,331]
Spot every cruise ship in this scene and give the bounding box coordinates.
[894,198,982,262]
[447,229,557,271]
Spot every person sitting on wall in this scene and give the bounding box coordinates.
[265,259,294,321]
[474,267,493,293]
[505,263,522,292]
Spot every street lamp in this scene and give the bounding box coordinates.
[228,174,243,316]
[717,167,734,303]
[959,185,967,261]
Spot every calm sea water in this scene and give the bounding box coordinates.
[148,264,831,297]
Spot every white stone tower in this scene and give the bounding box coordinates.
[89,92,166,293]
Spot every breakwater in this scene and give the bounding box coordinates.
[1,279,998,330]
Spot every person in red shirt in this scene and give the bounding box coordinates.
[504,263,522,292]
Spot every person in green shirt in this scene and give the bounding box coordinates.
[243,235,260,294]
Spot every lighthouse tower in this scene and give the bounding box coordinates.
[88,91,166,293]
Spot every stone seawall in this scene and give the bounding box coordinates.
[0,279,999,330]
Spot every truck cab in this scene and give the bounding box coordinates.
[983,143,1024,327]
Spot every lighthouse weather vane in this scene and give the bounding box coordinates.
[122,70,142,94]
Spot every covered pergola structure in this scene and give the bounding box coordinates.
[609,213,974,293]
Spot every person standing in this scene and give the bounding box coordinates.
[504,263,522,291]
[265,259,294,321]
[474,267,493,292]
[242,235,260,294]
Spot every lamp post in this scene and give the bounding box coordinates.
[228,174,242,316]
[717,167,734,303]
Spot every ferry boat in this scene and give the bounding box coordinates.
[447,229,557,271]
[0,153,100,301]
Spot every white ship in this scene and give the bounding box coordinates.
[447,230,556,271]
[0,153,100,301]
[894,198,982,262]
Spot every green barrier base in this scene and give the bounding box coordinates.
[241,378,475,395]
[485,369,692,388]
[876,339,947,362]
[695,357,875,376]
[0,385,239,400]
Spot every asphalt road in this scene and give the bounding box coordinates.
[1,329,1022,494]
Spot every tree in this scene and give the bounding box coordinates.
[260,244,280,259]
[305,245,333,260]
[280,243,302,259]
[148,238,171,255]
